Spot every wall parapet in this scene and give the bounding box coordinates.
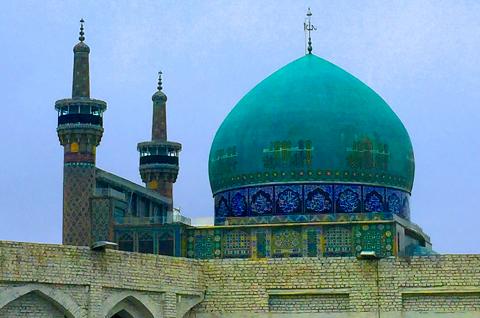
[0,241,479,317]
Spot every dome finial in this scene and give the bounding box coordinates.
[79,18,85,42]
[157,71,163,91]
[304,8,316,54]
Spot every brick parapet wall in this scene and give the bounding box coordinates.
[0,241,204,318]
[0,241,479,317]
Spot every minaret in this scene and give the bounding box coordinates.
[137,72,181,209]
[55,20,107,246]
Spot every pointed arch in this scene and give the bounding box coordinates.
[0,284,86,318]
[103,291,158,318]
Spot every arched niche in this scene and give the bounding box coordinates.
[104,294,156,318]
[0,284,85,318]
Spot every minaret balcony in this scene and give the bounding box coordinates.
[55,98,107,128]
[58,113,103,126]
[140,154,179,166]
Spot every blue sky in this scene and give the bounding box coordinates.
[0,1,479,253]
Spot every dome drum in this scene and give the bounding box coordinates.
[214,182,410,225]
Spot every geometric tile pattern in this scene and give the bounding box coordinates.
[90,197,111,243]
[353,223,394,258]
[223,229,251,258]
[63,165,96,246]
[214,183,410,224]
[224,212,394,226]
[271,227,302,257]
[185,222,395,259]
[325,226,353,257]
[189,229,222,259]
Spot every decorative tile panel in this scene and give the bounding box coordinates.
[363,187,385,212]
[275,185,303,214]
[213,183,410,225]
[249,186,274,215]
[215,192,230,217]
[230,189,248,217]
[325,226,353,256]
[192,229,221,259]
[223,229,251,258]
[305,184,333,213]
[334,185,361,213]
[271,227,302,257]
[353,223,394,258]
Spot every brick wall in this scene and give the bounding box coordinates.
[0,241,479,317]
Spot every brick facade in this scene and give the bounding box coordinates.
[0,241,478,317]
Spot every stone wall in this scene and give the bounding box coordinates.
[196,255,480,317]
[0,241,204,318]
[0,241,479,318]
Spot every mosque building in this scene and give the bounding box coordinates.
[55,17,432,259]
[3,12,479,318]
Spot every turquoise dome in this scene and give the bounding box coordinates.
[209,54,414,195]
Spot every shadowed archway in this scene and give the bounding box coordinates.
[104,293,156,318]
[0,284,86,318]
[111,309,135,318]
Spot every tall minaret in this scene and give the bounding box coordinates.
[55,20,107,246]
[137,72,181,209]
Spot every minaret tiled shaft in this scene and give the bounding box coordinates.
[138,73,181,208]
[151,99,167,140]
[72,19,90,98]
[55,20,107,246]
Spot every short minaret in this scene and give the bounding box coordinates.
[137,72,181,209]
[55,20,107,246]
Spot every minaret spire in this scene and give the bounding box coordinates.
[157,71,163,91]
[72,18,90,98]
[151,70,168,141]
[79,18,85,42]
[304,8,316,55]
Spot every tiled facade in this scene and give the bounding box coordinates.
[185,222,402,259]
[214,183,410,225]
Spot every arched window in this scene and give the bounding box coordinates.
[138,233,154,254]
[118,233,134,252]
[158,232,174,256]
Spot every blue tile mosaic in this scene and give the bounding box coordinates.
[363,186,385,212]
[214,183,410,223]
[386,189,402,214]
[249,186,274,215]
[215,192,230,217]
[305,184,333,213]
[335,185,361,213]
[275,185,302,214]
[230,189,248,217]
